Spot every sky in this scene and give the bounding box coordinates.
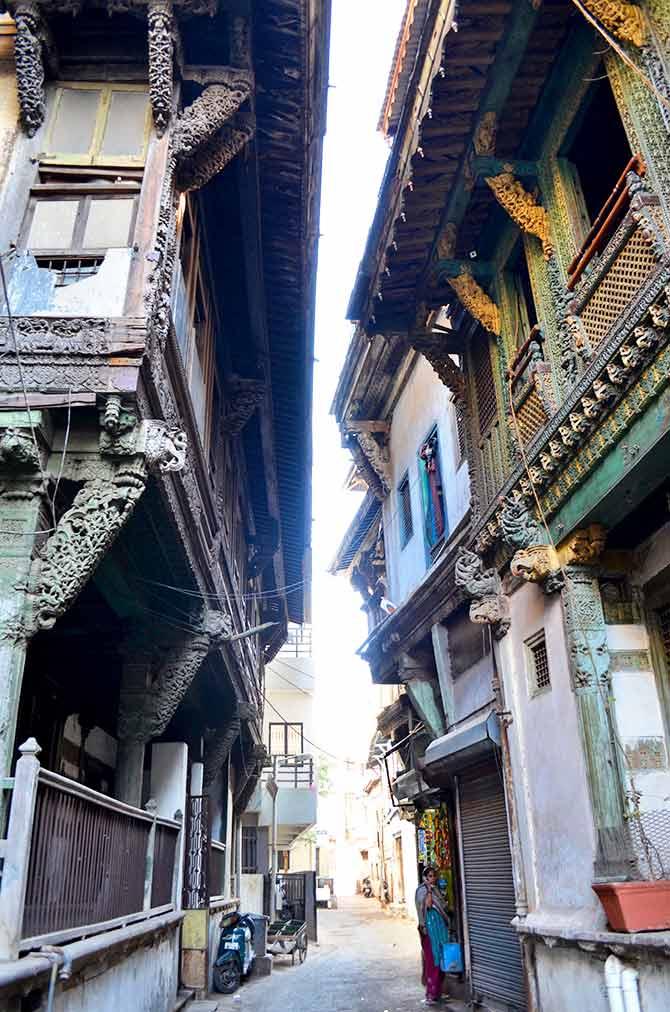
[311,1,406,765]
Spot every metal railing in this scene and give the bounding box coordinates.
[263,754,314,788]
[0,739,181,957]
[277,624,312,658]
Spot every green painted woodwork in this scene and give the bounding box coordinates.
[404,674,446,741]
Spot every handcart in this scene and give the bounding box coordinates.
[266,918,308,965]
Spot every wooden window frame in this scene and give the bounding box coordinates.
[268,722,304,757]
[20,188,140,257]
[397,472,414,550]
[418,426,448,555]
[42,83,152,168]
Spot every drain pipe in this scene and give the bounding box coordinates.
[621,964,641,1012]
[605,955,625,1012]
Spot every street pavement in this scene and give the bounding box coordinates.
[209,896,466,1012]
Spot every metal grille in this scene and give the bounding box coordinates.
[183,795,209,909]
[581,225,658,348]
[459,763,527,1009]
[628,809,670,880]
[472,330,497,436]
[398,473,413,547]
[35,255,104,286]
[23,780,150,938]
[242,826,258,874]
[514,387,547,447]
[528,633,550,693]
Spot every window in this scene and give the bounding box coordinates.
[174,195,217,447]
[241,826,258,874]
[398,472,414,549]
[418,428,448,552]
[18,82,148,288]
[471,328,497,437]
[269,722,304,757]
[43,84,151,167]
[526,631,551,695]
[566,77,631,228]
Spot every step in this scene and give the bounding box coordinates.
[186,1004,219,1012]
[173,990,195,1011]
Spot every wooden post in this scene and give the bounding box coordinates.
[0,738,41,959]
[143,798,158,911]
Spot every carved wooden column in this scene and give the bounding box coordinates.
[147,0,174,137]
[561,562,632,880]
[0,427,46,780]
[11,1,46,137]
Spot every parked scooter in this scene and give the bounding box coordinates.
[213,914,256,994]
[362,876,373,898]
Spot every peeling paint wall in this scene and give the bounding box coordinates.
[6,250,132,318]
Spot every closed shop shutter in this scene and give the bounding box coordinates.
[459,761,527,1010]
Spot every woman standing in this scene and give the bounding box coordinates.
[415,866,451,1005]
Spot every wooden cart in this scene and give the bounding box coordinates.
[266,919,308,965]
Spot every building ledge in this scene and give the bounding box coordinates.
[516,916,670,957]
[0,910,183,998]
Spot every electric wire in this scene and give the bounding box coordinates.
[261,692,356,765]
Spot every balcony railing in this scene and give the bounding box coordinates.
[0,739,181,958]
[263,754,315,788]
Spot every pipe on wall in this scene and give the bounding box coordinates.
[605,955,641,1012]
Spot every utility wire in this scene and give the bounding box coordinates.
[262,692,356,765]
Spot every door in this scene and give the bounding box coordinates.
[458,761,527,1010]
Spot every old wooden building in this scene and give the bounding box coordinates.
[334,1,670,1009]
[0,0,329,1007]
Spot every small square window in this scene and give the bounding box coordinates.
[398,473,413,549]
[526,631,551,695]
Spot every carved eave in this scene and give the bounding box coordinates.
[485,172,553,260]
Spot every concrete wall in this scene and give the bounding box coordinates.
[49,927,179,1012]
[497,582,602,926]
[239,874,265,915]
[384,356,469,606]
[531,941,670,1012]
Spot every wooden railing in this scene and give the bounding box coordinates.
[568,154,645,290]
[0,739,181,957]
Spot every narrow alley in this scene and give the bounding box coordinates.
[212,899,464,1012]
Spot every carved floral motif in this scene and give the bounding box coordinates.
[172,76,252,159]
[447,271,500,335]
[12,2,46,137]
[175,124,254,192]
[580,0,646,47]
[221,376,266,435]
[0,429,40,472]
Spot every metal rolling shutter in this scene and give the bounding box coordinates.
[459,762,527,1010]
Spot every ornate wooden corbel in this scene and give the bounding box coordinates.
[411,330,466,401]
[220,375,266,436]
[175,124,253,192]
[436,222,457,261]
[12,2,47,137]
[203,715,241,790]
[0,427,41,472]
[454,547,509,638]
[447,271,500,336]
[172,74,252,159]
[343,422,391,496]
[473,110,497,156]
[580,0,646,47]
[147,0,175,137]
[36,421,187,631]
[485,172,553,259]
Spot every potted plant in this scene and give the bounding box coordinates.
[593,810,670,932]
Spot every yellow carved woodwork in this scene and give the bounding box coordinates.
[447,271,500,336]
[510,524,607,583]
[485,172,553,260]
[581,0,646,47]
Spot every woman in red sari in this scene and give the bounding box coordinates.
[415,866,451,1005]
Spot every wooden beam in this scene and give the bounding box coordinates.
[472,156,538,176]
[433,258,495,279]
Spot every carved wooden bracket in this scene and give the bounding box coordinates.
[485,172,553,260]
[0,427,41,472]
[118,608,233,743]
[343,422,391,496]
[147,0,175,137]
[203,715,241,790]
[410,331,466,401]
[172,74,252,159]
[447,271,500,336]
[220,375,266,436]
[174,124,253,192]
[454,547,509,638]
[35,420,187,631]
[580,0,646,46]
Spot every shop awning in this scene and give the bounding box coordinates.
[422,707,501,783]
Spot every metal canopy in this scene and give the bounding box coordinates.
[422,706,501,781]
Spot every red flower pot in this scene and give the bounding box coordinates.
[593,880,670,932]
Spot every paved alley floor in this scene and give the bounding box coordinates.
[209,896,464,1012]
